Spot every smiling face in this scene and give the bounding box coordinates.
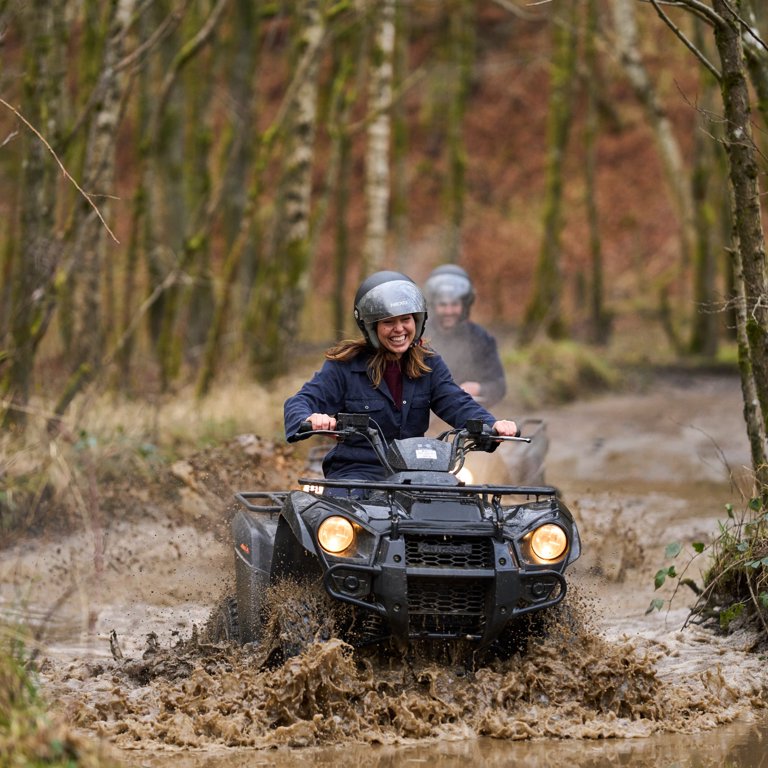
[434,299,463,330]
[376,314,416,357]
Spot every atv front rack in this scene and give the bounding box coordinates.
[235,490,290,514]
[296,477,558,499]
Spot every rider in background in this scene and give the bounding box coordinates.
[284,270,518,482]
[423,264,507,408]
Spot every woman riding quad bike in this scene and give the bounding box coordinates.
[210,273,580,663]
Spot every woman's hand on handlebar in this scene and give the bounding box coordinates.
[307,413,337,431]
[492,420,520,438]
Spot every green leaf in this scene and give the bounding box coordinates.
[654,569,667,590]
[665,542,682,559]
[646,598,665,615]
[748,497,762,512]
[758,593,768,610]
[737,540,750,553]
[692,542,705,554]
[725,503,734,519]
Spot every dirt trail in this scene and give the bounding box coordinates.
[2,371,767,765]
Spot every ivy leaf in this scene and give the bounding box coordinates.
[646,598,665,615]
[692,542,705,554]
[748,497,762,512]
[665,542,682,559]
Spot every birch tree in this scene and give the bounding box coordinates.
[611,0,696,349]
[641,0,768,481]
[363,0,396,274]
[248,0,326,378]
[62,0,136,402]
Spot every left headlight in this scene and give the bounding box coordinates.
[528,523,568,563]
[317,515,355,554]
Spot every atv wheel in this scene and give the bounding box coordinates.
[263,579,341,664]
[207,595,240,643]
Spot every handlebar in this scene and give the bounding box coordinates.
[293,415,529,444]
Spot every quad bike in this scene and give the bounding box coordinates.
[211,414,580,662]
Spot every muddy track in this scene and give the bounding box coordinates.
[2,371,767,765]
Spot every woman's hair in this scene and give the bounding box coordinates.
[326,338,433,387]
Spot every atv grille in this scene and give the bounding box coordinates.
[407,577,487,635]
[405,535,493,568]
[407,577,486,615]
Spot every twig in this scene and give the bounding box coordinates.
[647,0,722,82]
[0,98,119,243]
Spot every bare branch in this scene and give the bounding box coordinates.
[0,129,18,148]
[720,0,768,54]
[648,0,722,81]
[638,0,725,27]
[0,98,119,243]
[116,0,189,73]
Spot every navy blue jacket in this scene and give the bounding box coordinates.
[426,321,507,408]
[284,350,498,480]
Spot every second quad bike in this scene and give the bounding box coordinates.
[211,414,580,661]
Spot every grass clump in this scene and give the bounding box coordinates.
[0,626,115,767]
[649,494,768,649]
[505,339,622,408]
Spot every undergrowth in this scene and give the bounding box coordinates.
[505,339,622,407]
[650,493,768,650]
[0,625,116,767]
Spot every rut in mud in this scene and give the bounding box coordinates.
[3,371,768,757]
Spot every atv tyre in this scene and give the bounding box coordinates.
[264,580,340,664]
[208,595,240,643]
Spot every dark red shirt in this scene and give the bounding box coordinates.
[382,360,403,409]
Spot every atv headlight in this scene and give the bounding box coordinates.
[455,466,474,484]
[529,523,568,562]
[317,515,355,554]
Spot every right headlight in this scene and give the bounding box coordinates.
[527,523,568,563]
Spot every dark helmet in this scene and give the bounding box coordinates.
[353,271,428,349]
[423,264,475,320]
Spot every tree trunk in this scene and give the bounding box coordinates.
[1,0,62,429]
[249,0,325,378]
[742,0,768,128]
[70,0,136,372]
[689,20,720,358]
[611,0,696,347]
[363,0,396,274]
[584,0,610,344]
[711,0,768,479]
[392,0,410,272]
[520,1,578,343]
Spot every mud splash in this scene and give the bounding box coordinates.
[39,585,766,754]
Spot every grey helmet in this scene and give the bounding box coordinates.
[423,264,475,320]
[353,271,428,349]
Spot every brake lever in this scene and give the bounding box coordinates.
[293,420,345,441]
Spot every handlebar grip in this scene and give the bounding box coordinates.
[297,420,314,434]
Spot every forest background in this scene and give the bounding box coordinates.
[1,0,768,473]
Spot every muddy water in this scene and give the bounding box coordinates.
[3,371,768,766]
